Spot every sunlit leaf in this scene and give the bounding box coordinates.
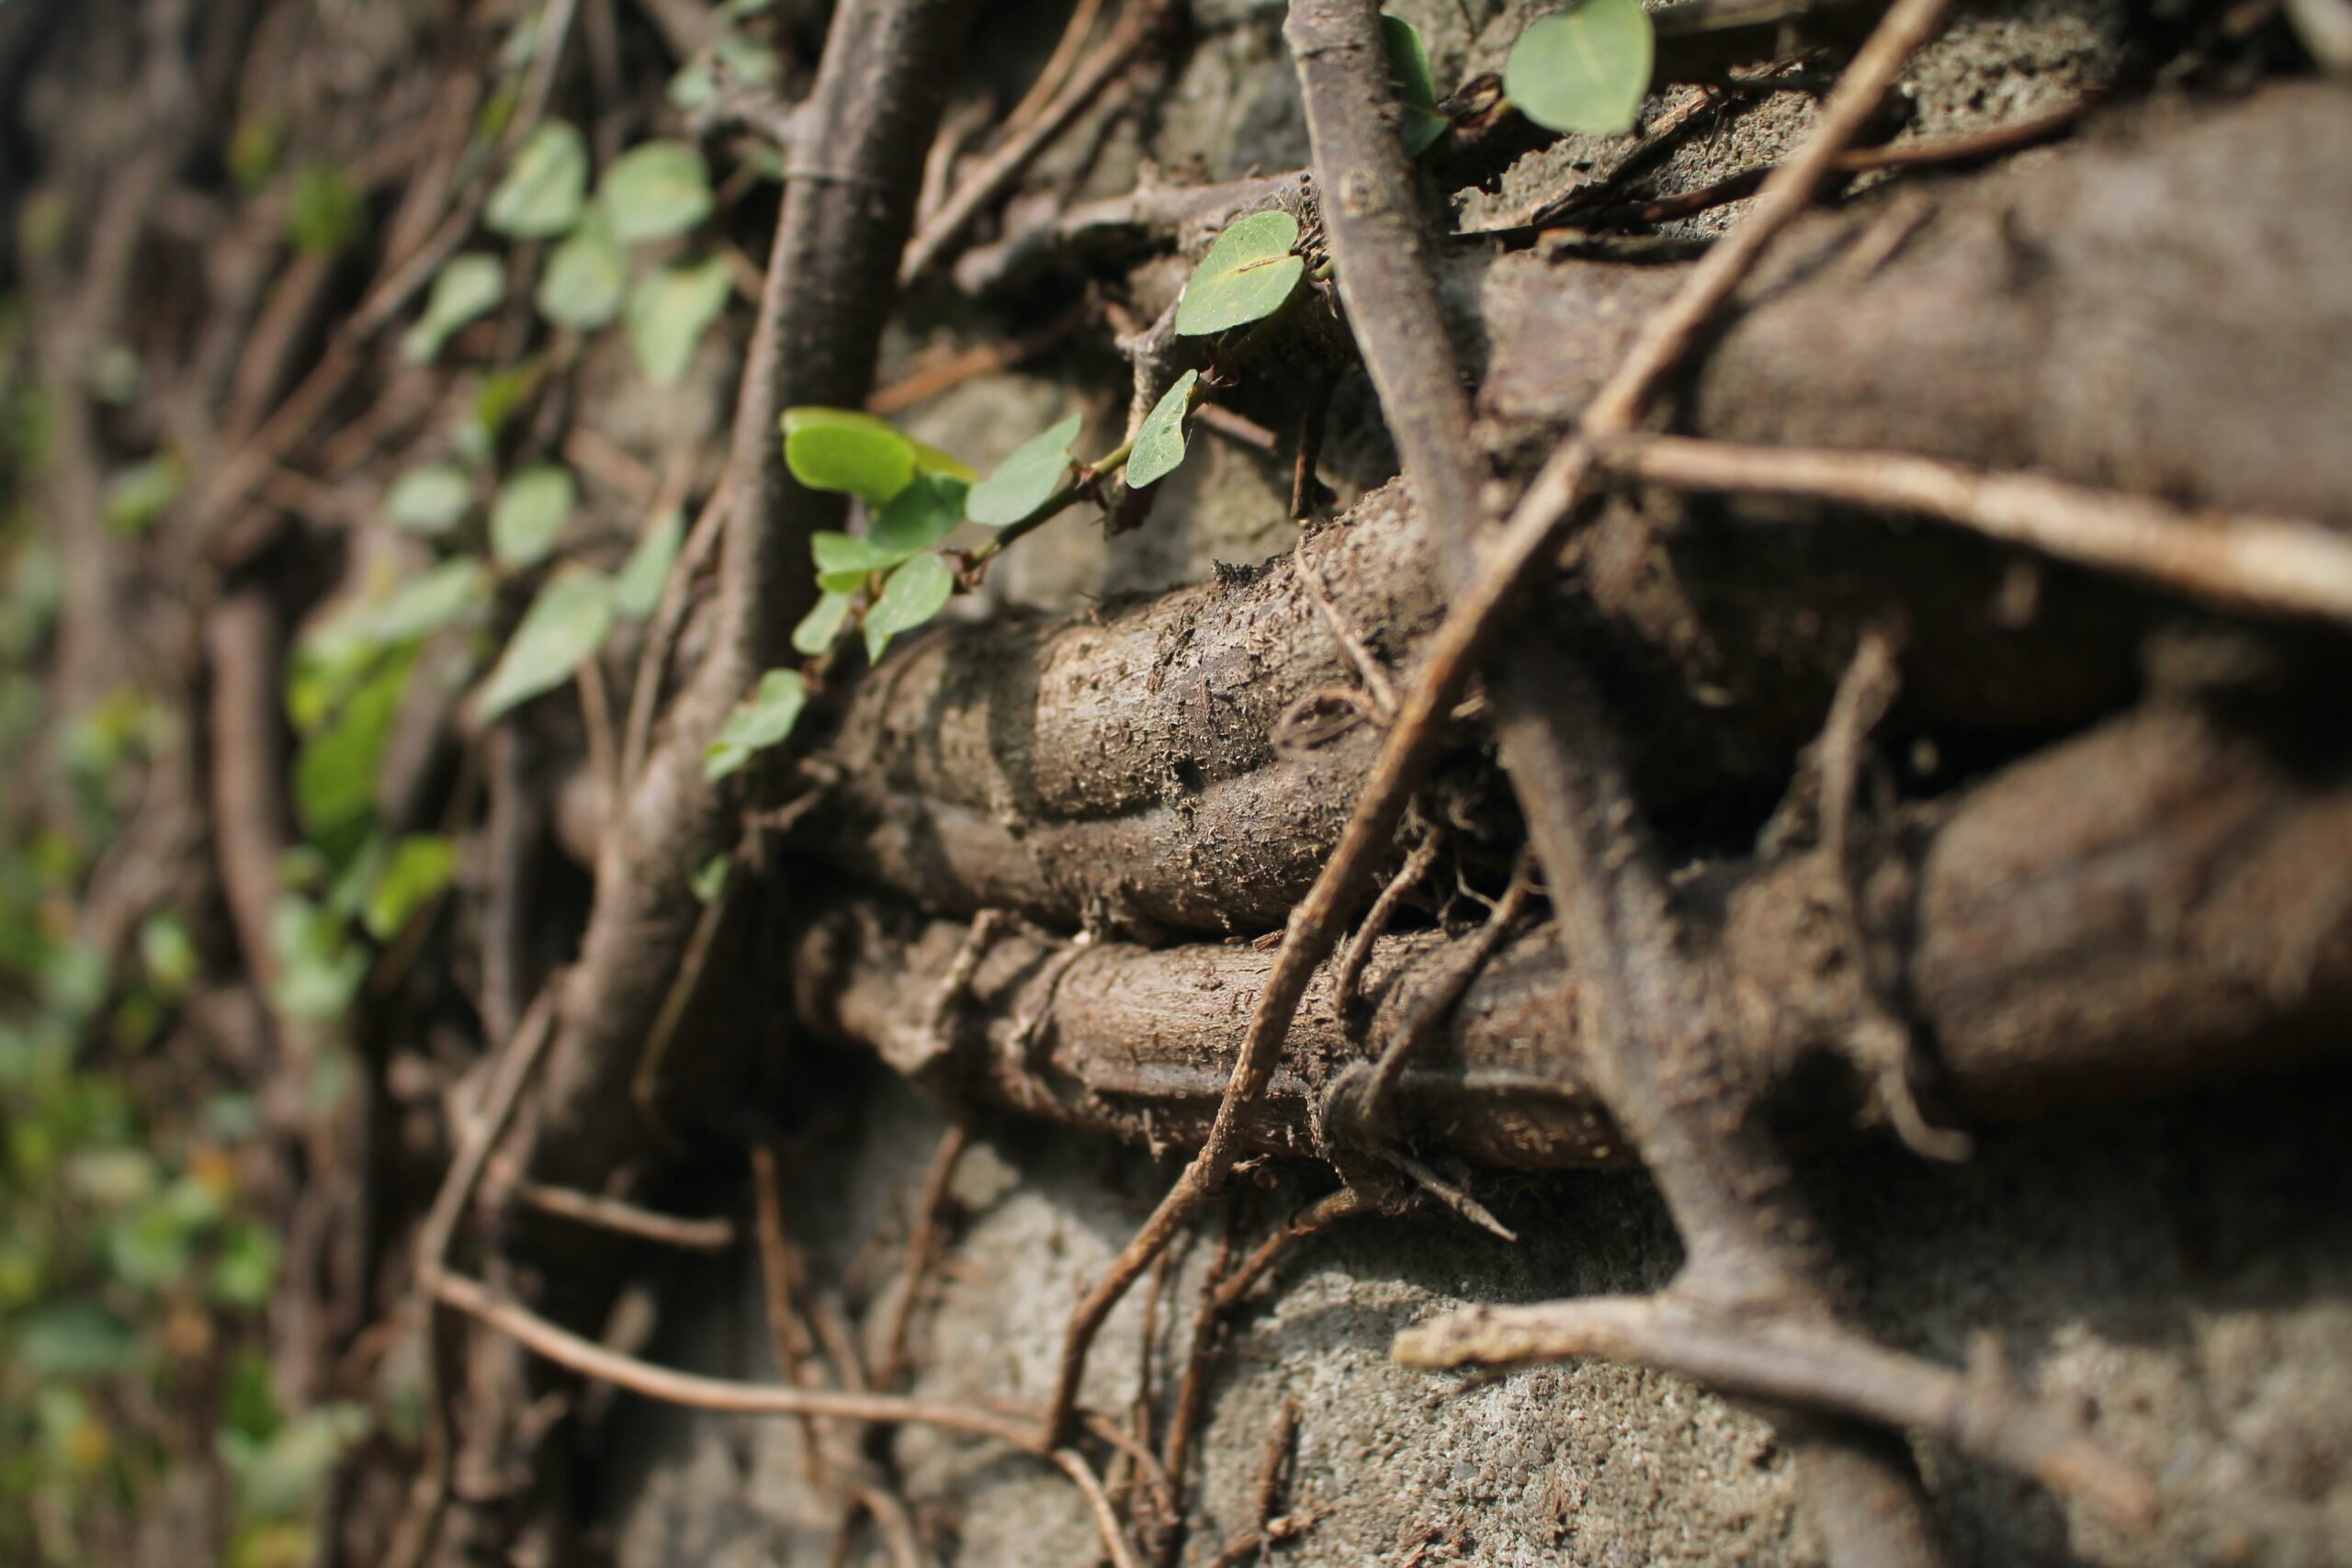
[782,408,976,504]
[599,140,714,243]
[475,570,614,723]
[703,668,808,781]
[967,413,1082,526]
[863,552,954,663]
[1504,0,1654,136]
[613,507,684,620]
[1382,14,1452,155]
[486,119,589,238]
[626,256,731,386]
[401,254,505,364]
[489,463,574,569]
[1174,211,1304,337]
[536,211,627,330]
[792,590,854,656]
[385,462,474,536]
[1125,369,1197,489]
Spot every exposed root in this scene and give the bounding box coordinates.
[1394,1292,2155,1526]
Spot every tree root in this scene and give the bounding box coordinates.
[1393,1292,2156,1525]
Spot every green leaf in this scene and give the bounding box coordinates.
[786,411,914,503]
[363,834,456,941]
[385,462,475,536]
[1504,0,1655,137]
[267,895,367,1024]
[967,413,1083,526]
[811,531,902,580]
[792,590,854,656]
[209,1220,280,1308]
[1125,369,1197,489]
[17,1302,135,1379]
[490,463,574,569]
[690,852,730,904]
[535,211,627,330]
[103,454,186,536]
[869,473,969,557]
[139,912,199,996]
[626,256,732,386]
[863,552,954,663]
[599,140,714,243]
[1382,14,1452,155]
[485,119,589,238]
[476,571,614,723]
[1174,211,1305,337]
[782,408,977,504]
[294,656,409,840]
[703,669,808,781]
[401,254,505,364]
[613,507,684,620]
[288,164,366,256]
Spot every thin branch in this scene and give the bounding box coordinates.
[1393,1294,2156,1525]
[492,1168,739,1251]
[1579,0,1963,438]
[899,0,1178,287]
[1053,1447,1147,1568]
[379,986,561,1568]
[1604,433,2352,627]
[432,1271,1045,1448]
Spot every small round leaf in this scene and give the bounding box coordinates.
[613,508,684,621]
[626,256,732,386]
[489,464,575,569]
[477,570,615,723]
[486,120,589,239]
[401,254,506,364]
[1174,211,1306,337]
[1383,14,1453,156]
[536,213,627,330]
[792,590,854,657]
[863,553,955,664]
[1125,370,1197,489]
[967,414,1083,526]
[704,668,808,782]
[599,140,714,243]
[386,462,475,535]
[1504,0,1655,137]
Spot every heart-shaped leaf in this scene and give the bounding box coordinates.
[386,462,475,536]
[1175,210,1304,337]
[476,570,614,723]
[490,463,574,569]
[864,552,955,663]
[1125,370,1198,489]
[626,256,732,386]
[1504,0,1655,137]
[1382,14,1452,156]
[599,140,714,243]
[967,413,1083,526]
[613,507,684,620]
[486,119,589,238]
[704,668,808,781]
[401,254,505,364]
[536,211,626,330]
[792,590,854,656]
